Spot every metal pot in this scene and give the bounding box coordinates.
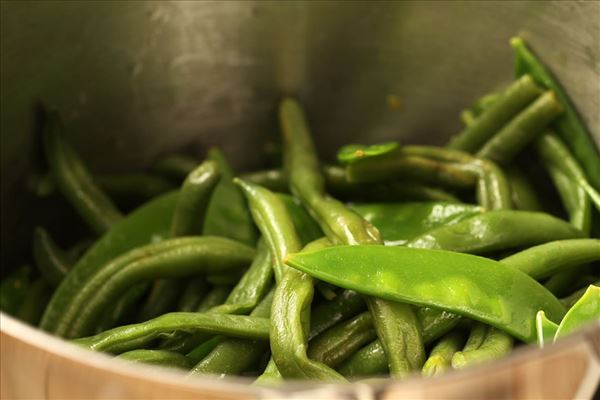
[1,1,599,398]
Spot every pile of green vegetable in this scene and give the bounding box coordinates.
[1,37,599,382]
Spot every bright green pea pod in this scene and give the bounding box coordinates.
[337,142,400,164]
[151,155,199,182]
[74,313,270,353]
[96,173,175,209]
[41,191,179,335]
[203,147,258,246]
[33,227,71,286]
[501,239,600,280]
[286,245,566,342]
[422,331,466,377]
[117,350,195,369]
[351,202,483,246]
[16,279,53,326]
[43,110,123,235]
[451,328,513,369]
[511,37,600,190]
[535,311,558,348]
[1,265,33,315]
[407,210,584,255]
[555,285,600,340]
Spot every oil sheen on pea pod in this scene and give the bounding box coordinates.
[40,191,179,334]
[285,245,566,342]
[351,202,483,246]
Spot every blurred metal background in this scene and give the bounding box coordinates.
[1,1,599,267]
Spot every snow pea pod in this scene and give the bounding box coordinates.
[33,227,71,286]
[501,239,600,280]
[41,191,178,335]
[476,91,563,165]
[422,331,466,376]
[511,37,600,190]
[43,110,122,234]
[407,210,584,255]
[74,313,270,353]
[285,245,566,342]
[351,202,483,246]
[448,74,543,152]
[117,350,195,369]
[65,237,254,338]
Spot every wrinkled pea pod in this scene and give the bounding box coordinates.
[61,237,254,338]
[117,350,195,369]
[236,179,345,382]
[511,37,600,190]
[43,110,122,235]
[41,191,179,334]
[280,98,425,379]
[74,313,270,353]
[33,227,71,286]
[422,331,466,376]
[448,74,543,152]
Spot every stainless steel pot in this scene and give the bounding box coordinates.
[1,1,599,398]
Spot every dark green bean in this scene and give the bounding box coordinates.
[43,110,122,234]
[477,91,564,165]
[176,277,209,312]
[117,350,195,369]
[448,74,543,152]
[422,331,466,376]
[137,280,184,322]
[16,279,53,326]
[95,282,150,332]
[309,289,366,341]
[33,227,71,286]
[151,155,199,182]
[0,265,33,316]
[505,165,543,211]
[96,173,175,208]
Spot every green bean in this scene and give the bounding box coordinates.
[176,277,209,312]
[16,279,53,326]
[254,359,283,385]
[203,147,258,246]
[186,336,224,362]
[0,265,33,315]
[407,210,584,255]
[309,289,366,341]
[95,282,150,332]
[41,191,179,334]
[189,290,274,376]
[96,174,175,208]
[33,227,71,286]
[535,132,592,235]
[462,323,489,352]
[452,328,514,369]
[137,280,184,322]
[561,281,600,309]
[74,313,270,353]
[505,166,543,211]
[501,239,600,280]
[544,269,595,298]
[422,331,466,376]
[151,155,198,182]
[117,350,195,369]
[511,37,600,190]
[308,312,377,368]
[477,91,563,164]
[62,237,253,338]
[448,75,543,152]
[236,179,344,381]
[43,110,122,234]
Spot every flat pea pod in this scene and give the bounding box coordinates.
[535,133,592,235]
[451,328,514,369]
[448,74,543,152]
[0,265,33,315]
[16,279,53,326]
[74,313,270,353]
[285,245,566,342]
[511,37,600,190]
[501,239,600,280]
[43,110,122,234]
[41,191,178,334]
[477,91,564,165]
[96,173,175,208]
[117,349,195,369]
[151,154,199,182]
[351,202,483,246]
[188,290,274,376]
[64,236,254,338]
[307,312,377,368]
[33,227,71,286]
[422,331,466,376]
[407,210,584,255]
[505,165,543,211]
[203,147,258,246]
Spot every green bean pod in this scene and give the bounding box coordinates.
[43,110,122,234]
[309,289,366,340]
[33,227,71,286]
[338,339,388,378]
[117,350,195,369]
[452,328,514,369]
[448,75,543,152]
[176,277,210,312]
[477,91,564,165]
[307,312,377,368]
[505,166,543,211]
[95,282,150,332]
[74,313,270,353]
[422,331,466,376]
